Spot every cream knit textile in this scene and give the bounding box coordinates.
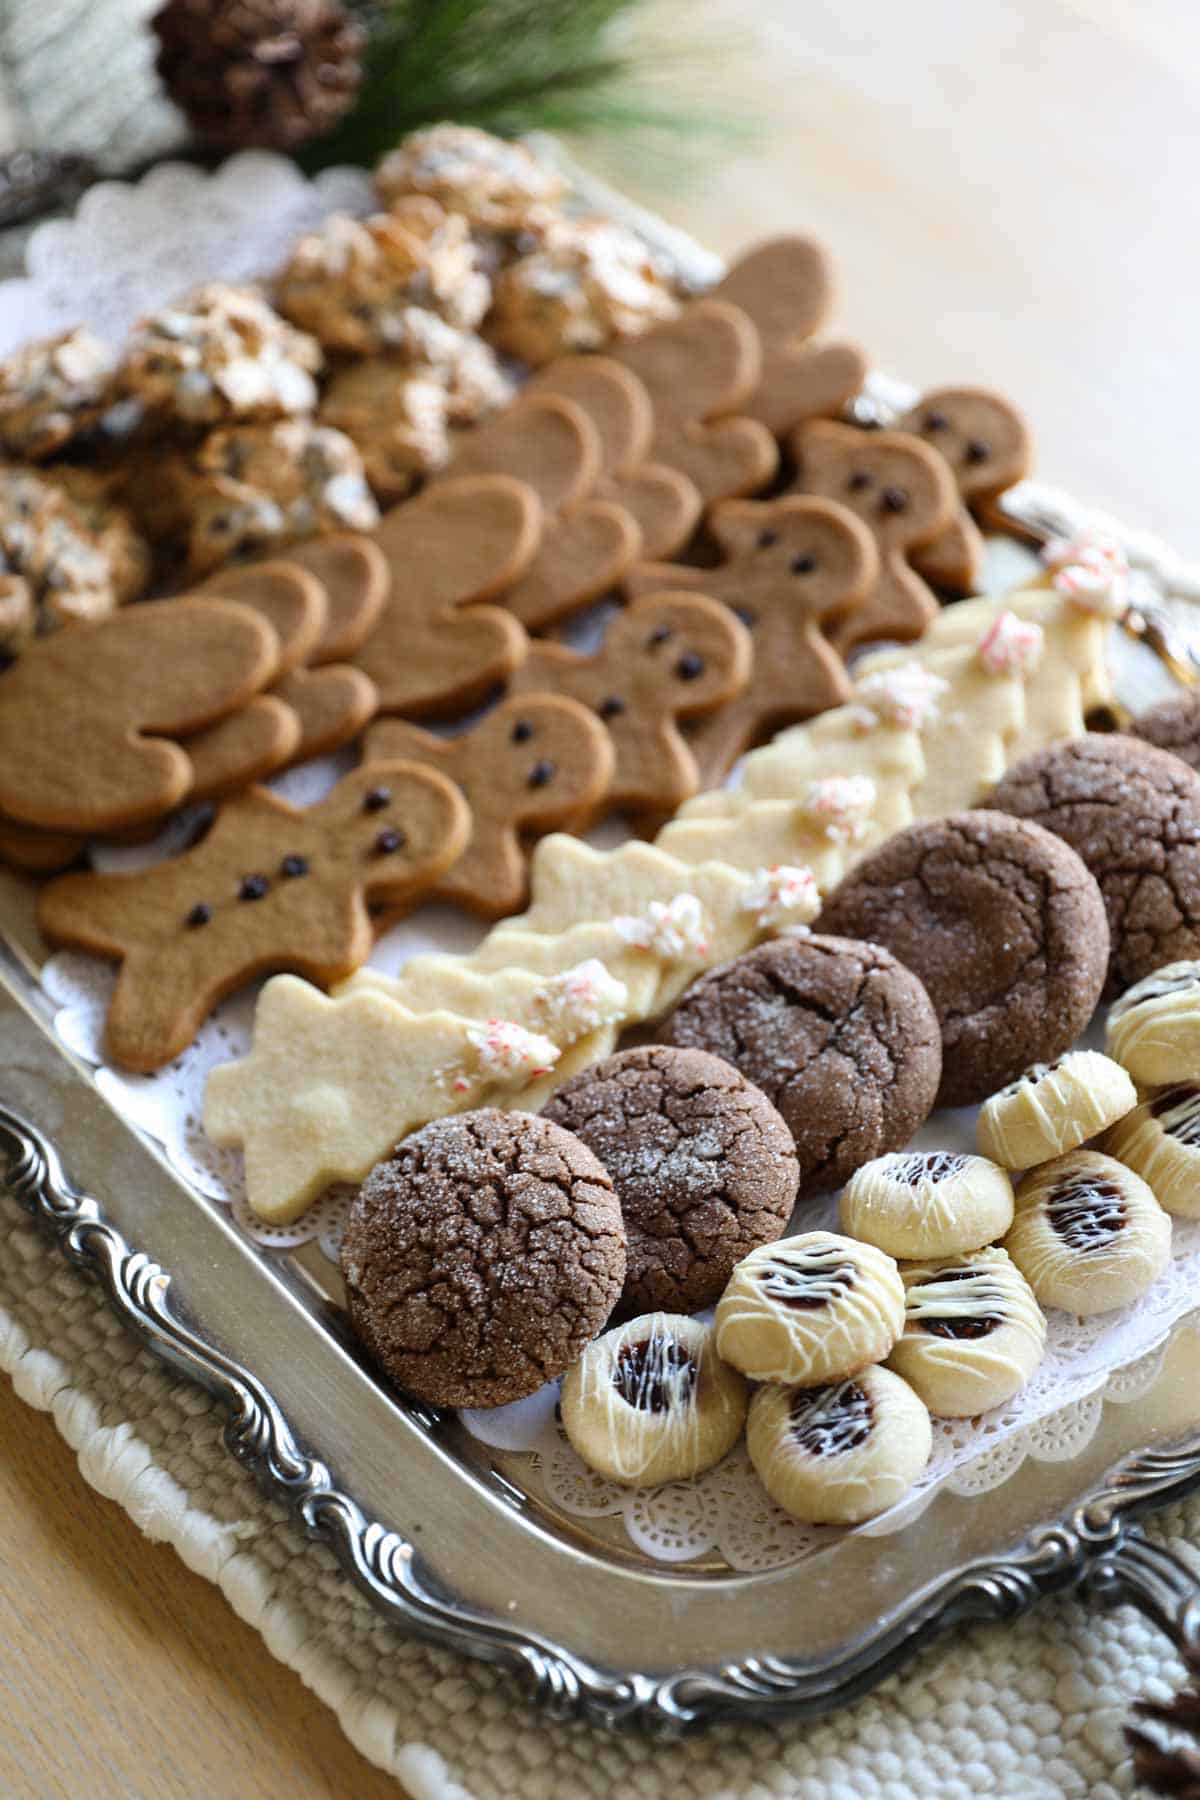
[0,1175,1193,1799]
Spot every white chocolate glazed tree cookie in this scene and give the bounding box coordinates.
[1107,1083,1200,1219]
[746,1366,932,1526]
[714,1232,905,1386]
[840,1152,1014,1260]
[1004,1150,1171,1315]
[887,1248,1047,1418]
[559,1314,747,1486]
[976,1051,1137,1170]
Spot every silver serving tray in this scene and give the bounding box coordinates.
[5,858,1200,1733]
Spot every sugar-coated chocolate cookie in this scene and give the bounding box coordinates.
[1128,689,1200,776]
[887,1247,1046,1418]
[986,735,1200,997]
[976,1051,1136,1170]
[746,1366,932,1526]
[840,1151,1015,1260]
[1107,962,1200,1086]
[37,763,470,1073]
[817,811,1110,1107]
[1107,1083,1200,1219]
[656,935,940,1196]
[1004,1149,1171,1315]
[559,1313,747,1486]
[543,1045,798,1317]
[342,1109,626,1409]
[714,1231,905,1387]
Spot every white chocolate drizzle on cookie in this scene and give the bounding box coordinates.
[1108,963,1200,1086]
[976,610,1044,676]
[612,893,711,960]
[463,1018,559,1085]
[1004,1150,1171,1315]
[1107,1083,1200,1220]
[888,1248,1047,1418]
[529,958,628,1034]
[715,1232,905,1386]
[799,775,877,842]
[851,663,948,732]
[559,1313,747,1486]
[977,1050,1136,1170]
[841,1151,1014,1260]
[1043,528,1129,618]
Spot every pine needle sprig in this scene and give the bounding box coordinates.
[302,0,740,170]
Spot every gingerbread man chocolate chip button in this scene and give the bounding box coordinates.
[507,591,751,820]
[0,596,279,833]
[626,495,878,785]
[363,693,615,919]
[36,762,470,1072]
[900,387,1033,593]
[788,419,958,649]
[712,237,868,438]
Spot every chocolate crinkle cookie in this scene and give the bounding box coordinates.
[341,1109,625,1409]
[986,733,1200,996]
[655,936,941,1197]
[543,1044,798,1317]
[1128,690,1200,775]
[816,812,1109,1108]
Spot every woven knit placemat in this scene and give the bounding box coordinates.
[0,1177,1193,1796]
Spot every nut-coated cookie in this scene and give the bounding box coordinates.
[655,934,941,1196]
[986,734,1200,997]
[543,1044,798,1316]
[342,1109,626,1408]
[816,811,1110,1107]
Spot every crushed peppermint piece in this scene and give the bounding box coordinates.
[977,610,1045,675]
[800,775,877,841]
[741,864,820,929]
[851,662,948,731]
[466,1018,560,1081]
[532,959,628,1035]
[1042,527,1130,617]
[612,893,711,960]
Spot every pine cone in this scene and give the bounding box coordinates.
[152,0,364,152]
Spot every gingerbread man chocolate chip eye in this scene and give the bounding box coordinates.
[359,473,538,717]
[35,761,470,1073]
[507,590,752,820]
[0,595,279,833]
[362,693,615,920]
[530,355,703,563]
[788,419,958,650]
[626,494,878,786]
[712,237,868,438]
[899,386,1033,594]
[614,299,779,509]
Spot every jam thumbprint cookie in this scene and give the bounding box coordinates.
[840,1150,1014,1259]
[1106,961,1200,1087]
[714,1231,904,1386]
[747,1366,932,1525]
[976,1051,1136,1170]
[1003,1149,1171,1315]
[1107,1082,1200,1219]
[887,1247,1047,1417]
[560,1314,747,1486]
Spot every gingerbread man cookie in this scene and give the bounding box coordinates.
[0,597,278,833]
[614,300,779,511]
[282,533,389,663]
[788,419,958,649]
[359,475,538,716]
[530,355,702,561]
[363,694,615,918]
[712,238,868,438]
[440,389,639,631]
[507,592,751,819]
[37,762,470,1072]
[626,495,877,785]
[900,388,1033,593]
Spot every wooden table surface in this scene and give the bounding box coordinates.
[3,4,1198,1796]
